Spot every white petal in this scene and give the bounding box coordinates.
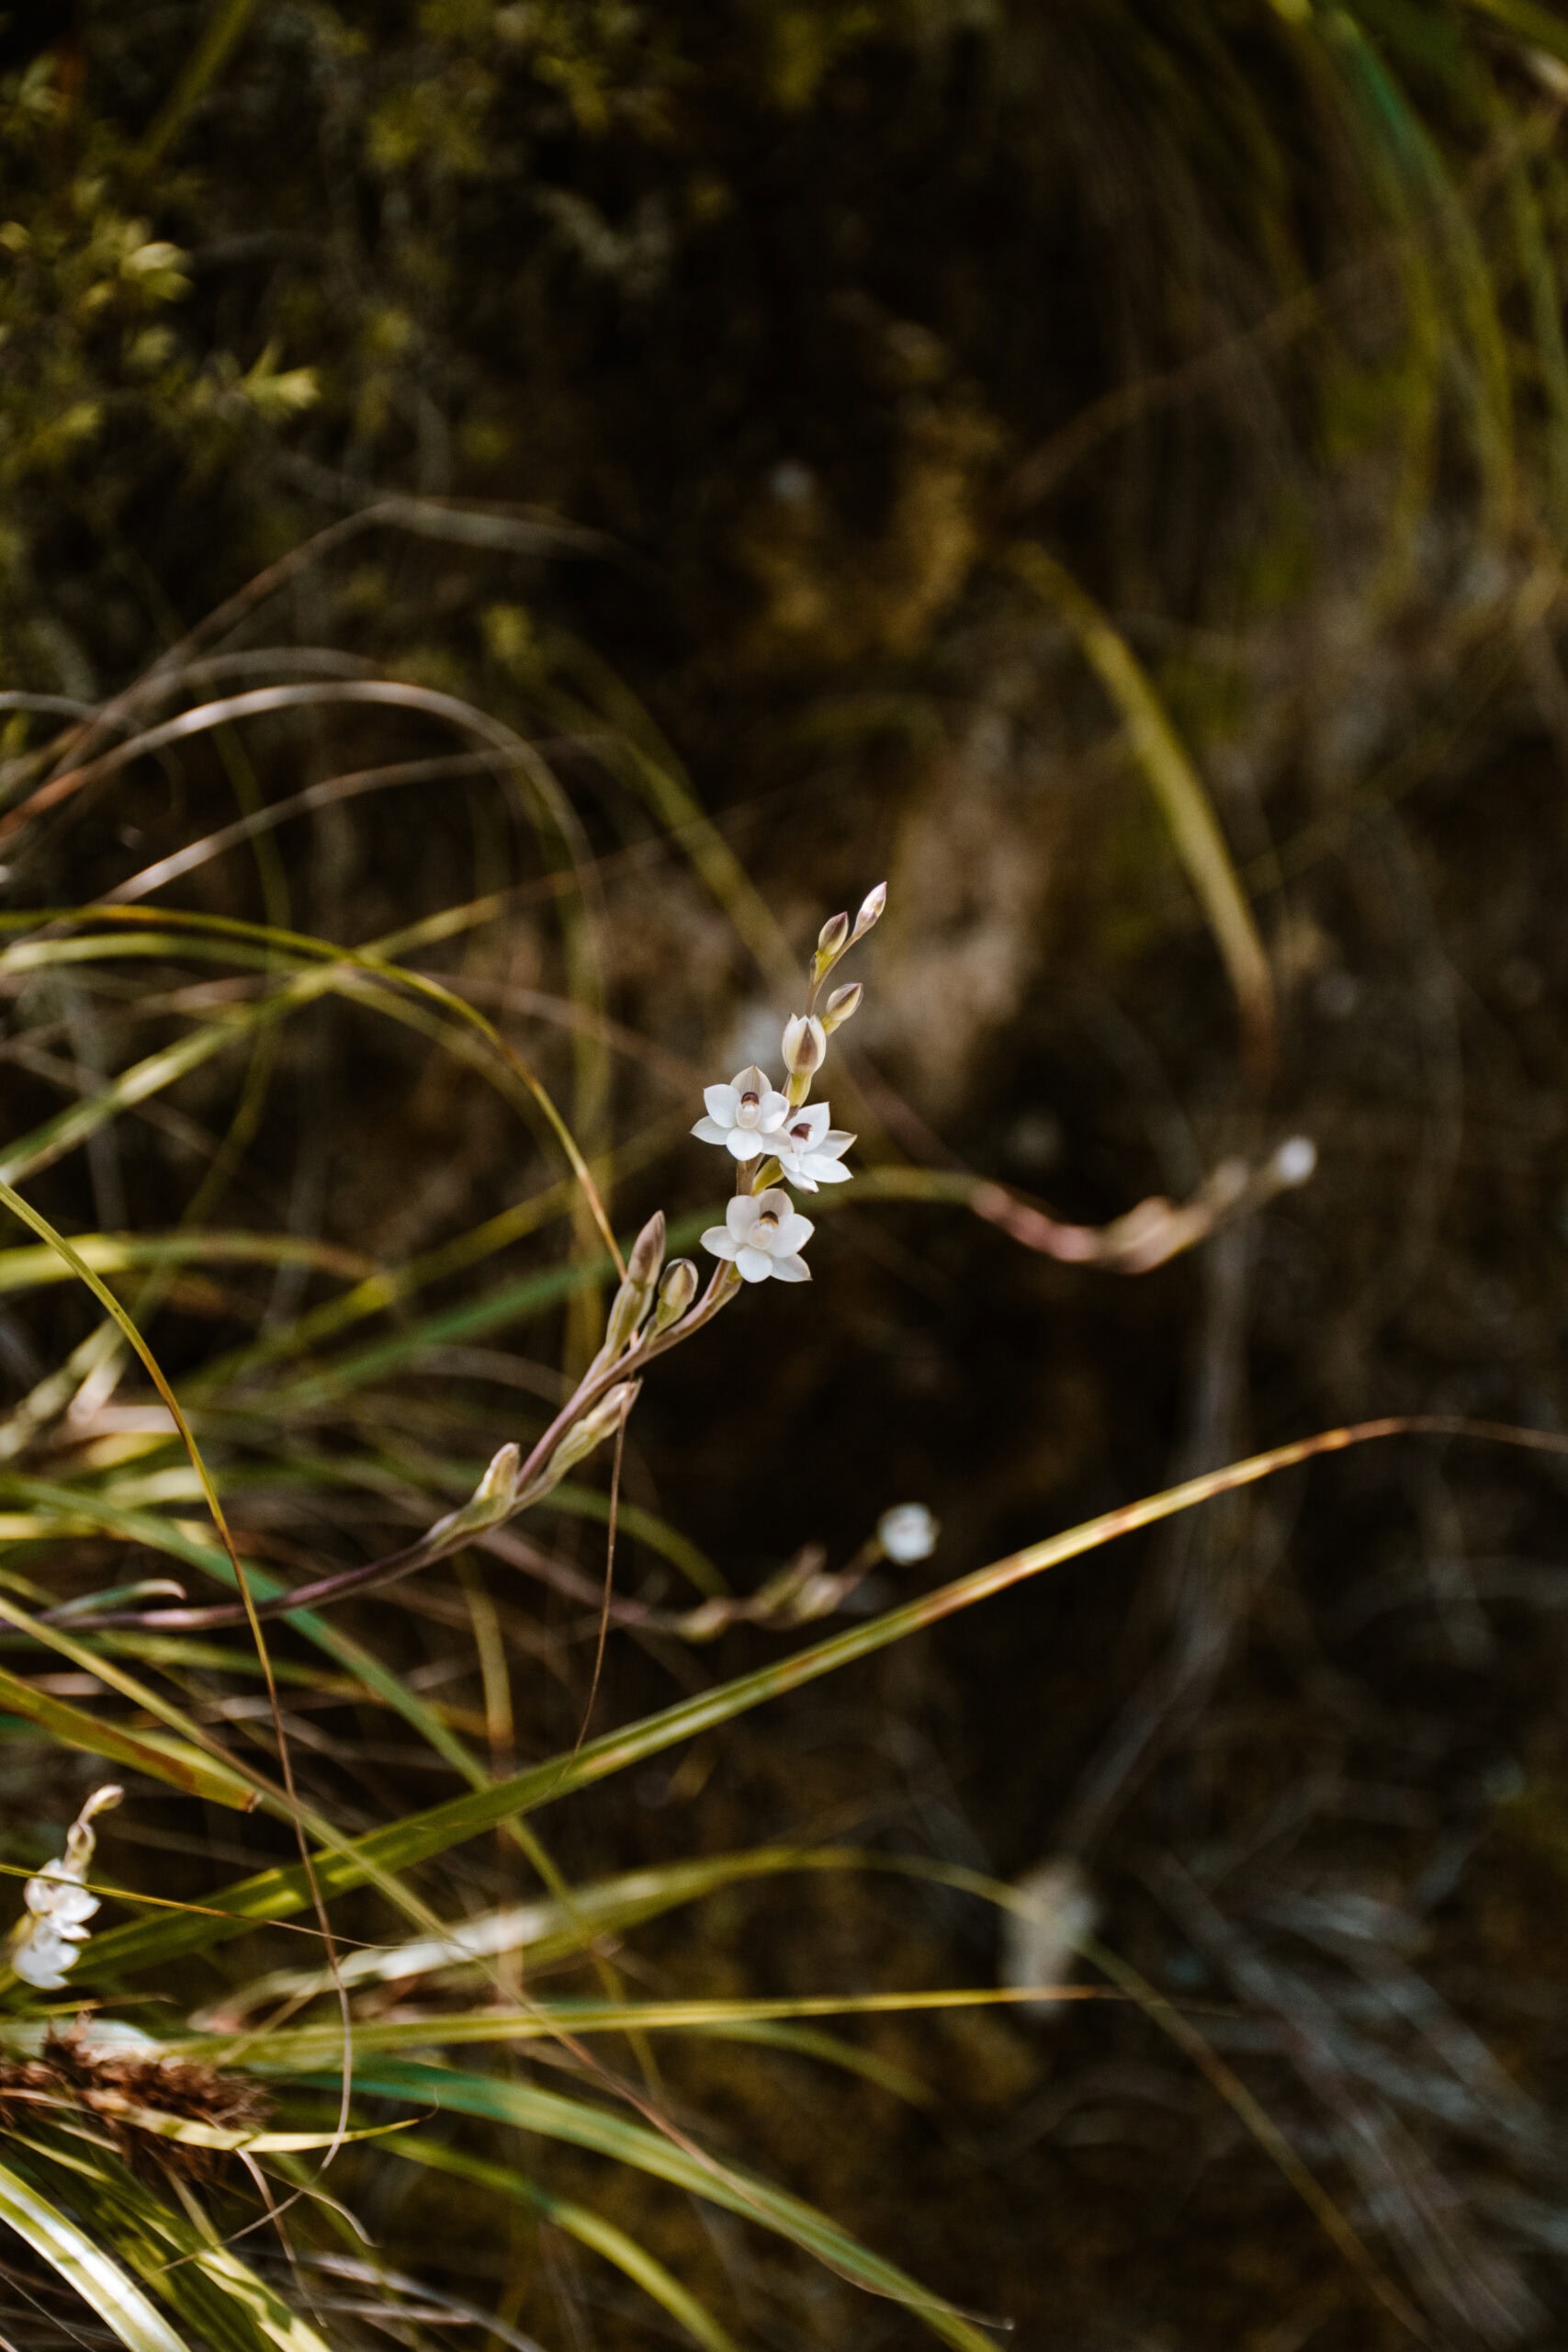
[692,1116,731,1146]
[807,1157,852,1183]
[791,1102,830,1145]
[701,1227,739,1261]
[821,1129,855,1157]
[759,1091,793,1131]
[12,1939,70,1990]
[726,1194,763,1238]
[726,1130,761,1160]
[732,1065,768,1096]
[736,1246,773,1283]
[771,1253,812,1283]
[704,1084,739,1124]
[779,1164,818,1193]
[754,1187,793,1217]
[775,1212,815,1253]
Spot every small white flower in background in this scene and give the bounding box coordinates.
[1271,1135,1317,1187]
[773,1102,855,1192]
[877,1502,939,1564]
[8,1784,122,1991]
[692,1065,791,1160]
[702,1188,814,1283]
[1000,1859,1098,2021]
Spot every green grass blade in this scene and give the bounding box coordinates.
[290,2062,998,2352]
[0,1662,259,1808]
[9,2131,333,2352]
[387,2136,745,2352]
[83,1416,1457,1980]
[0,2152,191,2352]
[1010,541,1275,1075]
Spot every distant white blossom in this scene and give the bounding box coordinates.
[8,1785,122,1991]
[692,1065,791,1161]
[702,1189,814,1283]
[773,1102,855,1192]
[878,1503,938,1563]
[1272,1135,1317,1188]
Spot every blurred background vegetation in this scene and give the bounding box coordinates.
[6,0,1568,2345]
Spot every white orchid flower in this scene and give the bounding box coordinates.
[692,1065,792,1160]
[773,1102,855,1192]
[701,1188,814,1283]
[8,1784,121,1991]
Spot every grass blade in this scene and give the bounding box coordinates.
[0,2152,191,2352]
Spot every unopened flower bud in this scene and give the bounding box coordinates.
[434,1442,522,1540]
[818,910,850,958]
[782,1013,827,1078]
[651,1256,699,1331]
[599,1210,667,1362]
[539,1381,639,1487]
[626,1209,666,1289]
[822,980,863,1034]
[851,880,886,940]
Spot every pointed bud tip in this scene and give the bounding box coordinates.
[822,980,863,1033]
[852,881,887,937]
[652,1256,700,1329]
[478,1441,521,1497]
[818,910,850,956]
[627,1208,667,1283]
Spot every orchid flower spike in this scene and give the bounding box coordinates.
[702,1188,814,1283]
[8,1784,122,1991]
[773,1102,855,1192]
[693,1065,791,1160]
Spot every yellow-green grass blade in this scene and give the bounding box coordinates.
[1461,0,1568,65]
[73,2101,414,2155]
[178,1984,1096,2070]
[0,1480,502,1786]
[0,2151,191,2352]
[1320,9,1514,527]
[0,902,616,1264]
[159,1845,1046,2026]
[1010,541,1275,1075]
[9,2130,333,2352]
[288,2061,998,2352]
[81,1414,1481,1980]
[389,2134,745,2352]
[0,1230,373,1295]
[0,1659,255,1807]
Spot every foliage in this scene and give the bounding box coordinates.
[4,2,1568,2347]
